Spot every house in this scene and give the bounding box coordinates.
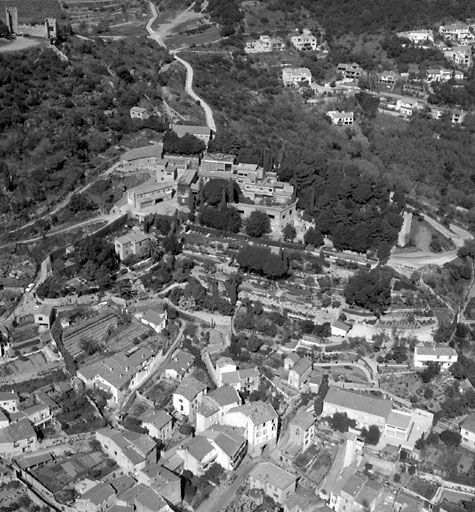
[178,425,247,474]
[288,410,316,452]
[290,29,317,51]
[78,347,157,402]
[444,47,472,67]
[196,385,241,433]
[244,35,285,53]
[426,68,456,82]
[141,410,173,441]
[96,428,157,475]
[377,71,398,85]
[284,353,300,371]
[114,231,150,261]
[0,411,8,429]
[120,144,164,169]
[34,305,53,330]
[413,345,458,370]
[134,487,172,512]
[76,483,116,512]
[0,418,37,457]
[172,377,207,417]
[331,320,352,337]
[223,401,278,453]
[327,111,354,126]
[333,469,383,512]
[383,408,433,450]
[221,367,260,393]
[130,107,149,121]
[164,350,194,381]
[136,464,181,504]
[0,392,19,413]
[135,307,168,334]
[439,22,473,41]
[396,30,434,44]
[430,106,467,124]
[396,98,423,117]
[282,67,312,87]
[323,387,392,429]
[249,462,297,505]
[215,357,238,386]
[288,357,312,390]
[337,63,363,80]
[12,404,51,428]
[461,413,475,451]
[171,124,212,145]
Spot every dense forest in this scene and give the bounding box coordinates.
[0,36,170,229]
[188,51,475,251]
[262,0,475,37]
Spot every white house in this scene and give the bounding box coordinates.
[34,305,54,330]
[439,22,473,42]
[331,320,353,337]
[413,345,458,370]
[130,106,149,120]
[327,111,354,126]
[0,392,19,413]
[282,67,312,87]
[142,410,173,441]
[396,30,434,44]
[172,377,207,417]
[135,308,168,333]
[215,357,237,386]
[290,29,317,51]
[244,35,284,54]
[444,47,472,67]
[461,414,475,451]
[195,385,241,433]
[223,401,278,453]
[396,98,423,117]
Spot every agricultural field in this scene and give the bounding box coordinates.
[0,0,65,24]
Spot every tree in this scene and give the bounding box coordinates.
[245,211,271,238]
[440,430,461,447]
[304,227,324,247]
[179,423,195,436]
[80,337,101,355]
[282,223,296,241]
[329,412,356,432]
[314,396,323,416]
[361,425,380,445]
[344,266,392,315]
[420,362,441,383]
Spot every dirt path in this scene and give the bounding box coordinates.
[0,37,43,53]
[146,1,217,132]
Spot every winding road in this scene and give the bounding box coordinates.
[146,1,217,133]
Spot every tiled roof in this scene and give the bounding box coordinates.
[172,124,211,137]
[250,462,297,490]
[142,410,172,430]
[290,410,315,431]
[174,377,207,402]
[0,392,19,402]
[229,401,278,425]
[122,144,163,162]
[187,436,215,461]
[208,386,240,407]
[78,483,115,506]
[0,418,36,443]
[324,388,392,420]
[291,357,312,376]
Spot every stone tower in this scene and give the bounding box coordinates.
[45,17,57,41]
[5,7,18,35]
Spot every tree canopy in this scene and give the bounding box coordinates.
[344,266,393,315]
[244,211,271,238]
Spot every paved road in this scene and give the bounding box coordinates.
[199,456,258,512]
[146,1,217,133]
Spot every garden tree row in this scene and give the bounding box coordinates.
[237,245,289,278]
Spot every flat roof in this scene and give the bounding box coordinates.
[415,345,457,357]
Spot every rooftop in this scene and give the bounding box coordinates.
[172,124,211,137]
[324,388,392,420]
[216,357,236,369]
[187,436,215,461]
[115,231,150,245]
[291,357,312,376]
[290,410,315,431]
[142,410,172,430]
[204,425,246,458]
[250,462,297,490]
[174,377,207,402]
[386,410,412,430]
[208,385,240,407]
[0,418,36,443]
[229,401,278,425]
[141,309,166,326]
[415,345,457,357]
[78,483,115,506]
[0,392,19,402]
[462,413,475,435]
[122,144,163,162]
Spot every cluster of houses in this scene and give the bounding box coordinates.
[244,28,326,54]
[112,145,298,234]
